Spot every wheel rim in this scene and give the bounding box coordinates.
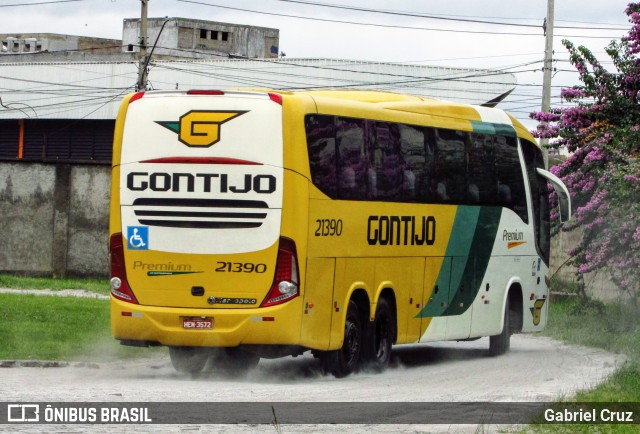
[343,320,360,364]
[375,314,390,361]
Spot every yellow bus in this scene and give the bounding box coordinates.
[109,89,571,377]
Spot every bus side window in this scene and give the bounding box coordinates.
[399,124,427,202]
[468,133,497,205]
[434,128,468,204]
[305,115,337,198]
[495,136,528,222]
[336,117,368,200]
[369,122,404,201]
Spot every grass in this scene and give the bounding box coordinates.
[544,296,640,404]
[0,293,109,360]
[544,296,640,363]
[0,274,156,361]
[0,273,109,295]
[528,292,640,432]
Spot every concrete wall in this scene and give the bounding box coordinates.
[122,18,279,58]
[550,227,622,302]
[0,162,110,278]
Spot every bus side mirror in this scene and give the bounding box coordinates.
[536,168,572,222]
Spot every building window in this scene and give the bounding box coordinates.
[13,42,19,52]
[221,32,229,41]
[199,29,207,39]
[211,30,218,40]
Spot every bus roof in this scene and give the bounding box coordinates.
[147,88,538,148]
[269,89,538,147]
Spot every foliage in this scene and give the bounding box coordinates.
[531,3,640,300]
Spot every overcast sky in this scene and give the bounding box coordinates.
[0,0,634,124]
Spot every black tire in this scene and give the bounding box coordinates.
[489,299,511,356]
[364,298,394,372]
[169,346,209,374]
[321,300,362,378]
[209,348,260,376]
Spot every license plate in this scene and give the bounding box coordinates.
[181,317,213,329]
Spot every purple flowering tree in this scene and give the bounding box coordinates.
[531,3,640,301]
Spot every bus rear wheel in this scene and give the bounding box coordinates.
[364,298,394,372]
[321,300,362,378]
[169,346,209,374]
[489,299,511,356]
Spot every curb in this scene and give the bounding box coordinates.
[0,360,101,368]
[0,288,109,300]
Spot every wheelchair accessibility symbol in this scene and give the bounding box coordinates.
[127,226,149,250]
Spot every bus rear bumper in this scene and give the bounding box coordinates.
[110,296,303,348]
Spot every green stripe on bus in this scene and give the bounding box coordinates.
[417,206,502,318]
[417,206,478,318]
[442,206,502,316]
[470,121,516,137]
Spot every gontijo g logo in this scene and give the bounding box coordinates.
[157,110,247,147]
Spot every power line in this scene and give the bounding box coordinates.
[150,60,536,95]
[0,73,128,91]
[176,0,541,37]
[0,54,544,105]
[151,63,517,96]
[271,0,544,28]
[269,0,628,31]
[231,55,536,83]
[402,52,542,64]
[138,46,534,86]
[177,0,625,39]
[0,0,87,7]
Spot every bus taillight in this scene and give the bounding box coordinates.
[187,90,224,95]
[261,237,299,307]
[268,92,283,105]
[129,92,145,103]
[109,233,139,304]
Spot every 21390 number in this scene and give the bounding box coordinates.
[315,219,343,237]
[215,262,267,273]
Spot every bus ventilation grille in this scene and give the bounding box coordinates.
[132,198,268,229]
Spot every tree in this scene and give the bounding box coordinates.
[531,3,640,301]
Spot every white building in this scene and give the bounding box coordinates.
[0,58,516,120]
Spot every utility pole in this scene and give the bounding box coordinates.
[136,0,149,91]
[541,0,555,168]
